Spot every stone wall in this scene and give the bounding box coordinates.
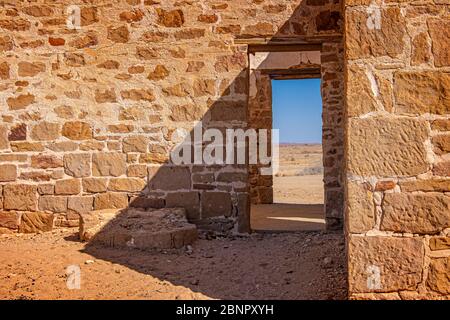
[344,0,450,299]
[0,0,343,234]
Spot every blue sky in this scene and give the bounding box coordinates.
[272,79,322,144]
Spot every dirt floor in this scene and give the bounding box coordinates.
[251,203,325,232]
[0,229,346,300]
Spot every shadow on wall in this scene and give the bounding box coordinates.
[78,0,343,299]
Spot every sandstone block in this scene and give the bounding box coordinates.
[148,166,191,190]
[411,32,430,66]
[192,173,214,184]
[147,65,169,80]
[69,33,98,49]
[38,196,67,213]
[55,179,81,195]
[156,9,184,27]
[433,162,450,177]
[95,89,117,103]
[19,171,51,182]
[108,178,146,192]
[68,196,94,213]
[108,124,134,133]
[394,71,450,115]
[62,121,93,140]
[4,184,37,211]
[64,53,85,66]
[140,149,169,164]
[166,192,200,220]
[346,64,377,116]
[427,257,450,294]
[64,153,91,177]
[348,117,428,176]
[0,164,17,182]
[47,141,78,152]
[107,26,129,43]
[127,164,147,178]
[0,61,9,79]
[31,122,60,141]
[210,101,246,122]
[198,14,218,24]
[22,5,53,17]
[7,94,35,110]
[19,211,54,233]
[428,18,450,67]
[432,135,450,155]
[0,36,13,52]
[0,125,8,149]
[80,208,197,250]
[94,192,128,210]
[81,7,98,26]
[201,192,232,218]
[347,182,375,233]
[0,211,20,231]
[121,89,155,102]
[170,104,204,121]
[31,154,63,169]
[123,136,149,153]
[92,153,126,177]
[0,19,31,32]
[49,37,65,46]
[120,9,144,22]
[346,7,406,60]
[348,236,423,293]
[38,184,54,195]
[82,178,108,193]
[430,237,450,251]
[8,123,27,141]
[97,60,119,69]
[236,193,250,233]
[130,196,165,209]
[381,193,450,234]
[375,181,396,192]
[431,119,450,131]
[316,10,340,32]
[400,179,450,192]
[11,142,44,152]
[217,172,247,183]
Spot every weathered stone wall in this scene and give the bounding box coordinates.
[0,0,343,234]
[344,0,450,299]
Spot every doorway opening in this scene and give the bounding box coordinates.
[250,78,325,232]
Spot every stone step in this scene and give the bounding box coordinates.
[79,207,197,250]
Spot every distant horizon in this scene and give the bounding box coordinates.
[272,79,322,144]
[279,142,322,145]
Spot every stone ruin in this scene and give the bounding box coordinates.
[79,207,198,250]
[0,0,448,299]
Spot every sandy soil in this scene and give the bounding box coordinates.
[251,144,325,231]
[274,143,324,205]
[0,229,346,300]
[274,174,324,204]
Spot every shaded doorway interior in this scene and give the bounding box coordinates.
[251,78,325,232]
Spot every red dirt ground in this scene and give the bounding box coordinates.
[0,228,347,300]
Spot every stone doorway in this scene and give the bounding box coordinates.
[251,77,325,232]
[245,42,344,232]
